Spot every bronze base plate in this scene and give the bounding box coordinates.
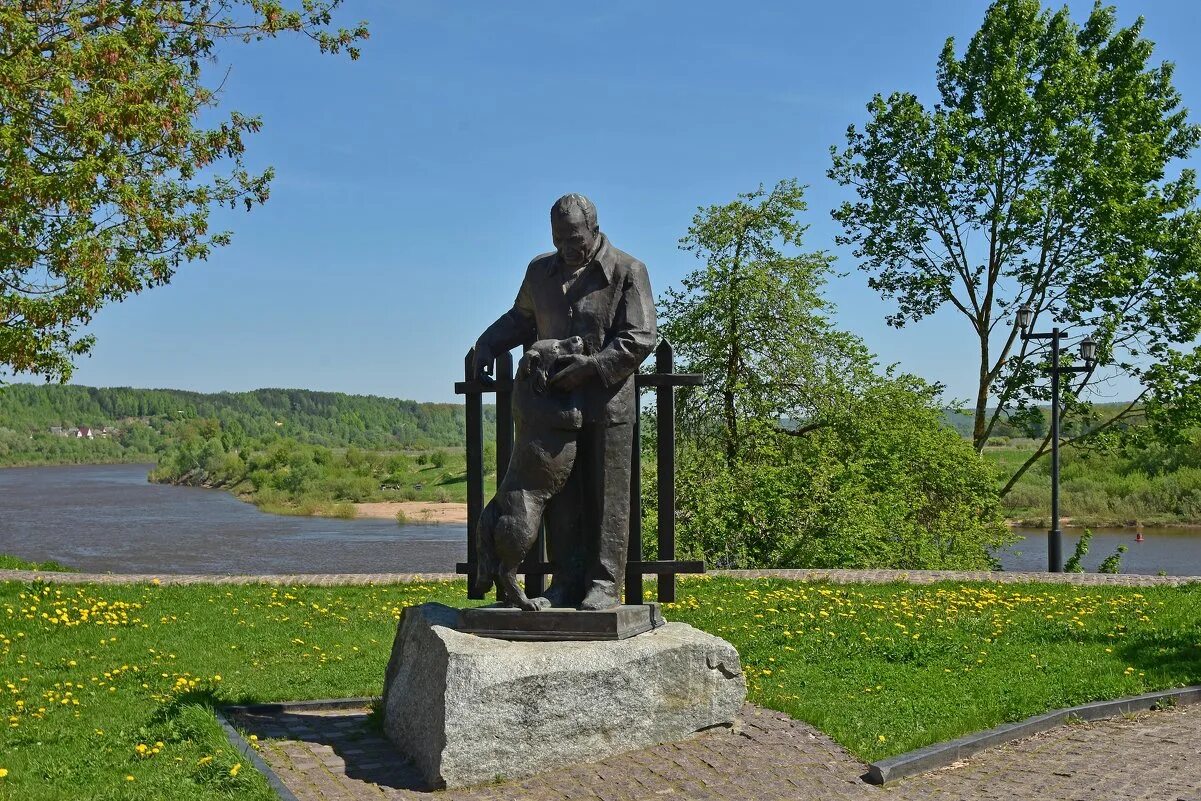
[457,603,666,641]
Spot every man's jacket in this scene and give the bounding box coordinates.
[478,234,657,424]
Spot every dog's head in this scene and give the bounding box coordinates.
[517,336,586,394]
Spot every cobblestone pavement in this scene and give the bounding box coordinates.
[890,704,1201,800]
[3,568,1198,586]
[229,702,1201,801]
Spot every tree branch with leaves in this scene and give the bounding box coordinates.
[1,0,368,382]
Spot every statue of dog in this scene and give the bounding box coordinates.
[471,337,585,610]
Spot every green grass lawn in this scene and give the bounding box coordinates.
[0,555,75,572]
[2,576,1198,799]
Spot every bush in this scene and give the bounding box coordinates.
[329,502,357,519]
[658,377,1013,570]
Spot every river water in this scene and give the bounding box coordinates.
[0,464,465,574]
[999,527,1201,575]
[3,464,1201,576]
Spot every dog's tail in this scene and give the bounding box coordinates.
[471,502,498,598]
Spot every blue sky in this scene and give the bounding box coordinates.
[36,0,1201,404]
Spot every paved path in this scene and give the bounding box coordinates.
[230,702,1201,800]
[3,568,1199,586]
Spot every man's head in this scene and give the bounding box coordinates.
[550,194,600,268]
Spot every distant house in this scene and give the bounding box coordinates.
[49,426,65,436]
[76,426,93,439]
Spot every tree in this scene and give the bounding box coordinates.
[829,0,1201,493]
[657,181,1012,569]
[1,1,368,382]
[660,179,873,467]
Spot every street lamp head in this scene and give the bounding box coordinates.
[1016,304,1034,331]
[1080,335,1097,365]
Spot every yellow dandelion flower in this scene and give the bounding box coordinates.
[0,768,8,778]
[230,763,241,777]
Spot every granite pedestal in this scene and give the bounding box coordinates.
[381,602,746,789]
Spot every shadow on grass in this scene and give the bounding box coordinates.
[1115,631,1201,681]
[152,691,432,792]
[436,471,468,487]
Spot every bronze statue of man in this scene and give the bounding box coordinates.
[473,194,657,610]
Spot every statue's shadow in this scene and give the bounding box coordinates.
[230,706,434,792]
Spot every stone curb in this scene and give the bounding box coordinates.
[3,568,1199,586]
[223,697,380,715]
[214,707,302,801]
[863,685,1201,785]
[717,569,1201,586]
[0,571,460,585]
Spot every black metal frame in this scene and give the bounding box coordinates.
[454,340,704,604]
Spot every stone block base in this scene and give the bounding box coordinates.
[382,603,746,789]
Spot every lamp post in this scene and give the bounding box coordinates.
[1016,305,1097,572]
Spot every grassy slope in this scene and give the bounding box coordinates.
[223,449,490,516]
[2,577,1199,798]
[197,439,1201,526]
[0,555,76,572]
[985,442,1201,527]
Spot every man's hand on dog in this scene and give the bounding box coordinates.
[549,354,597,391]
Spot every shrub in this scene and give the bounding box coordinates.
[329,502,356,519]
[1098,544,1127,574]
[659,377,1013,570]
[1064,530,1091,573]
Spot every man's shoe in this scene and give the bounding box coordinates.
[536,582,579,609]
[579,582,620,611]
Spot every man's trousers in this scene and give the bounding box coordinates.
[542,420,634,606]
